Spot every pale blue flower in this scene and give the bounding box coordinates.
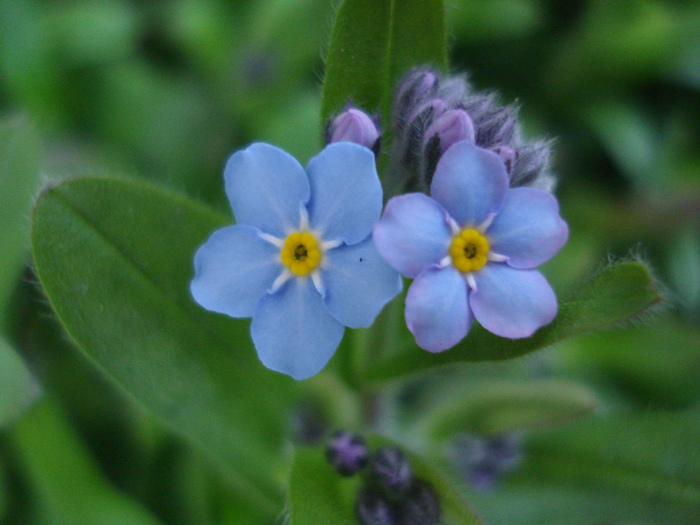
[191,142,402,379]
[373,141,568,352]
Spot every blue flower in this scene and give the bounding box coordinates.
[191,142,402,379]
[373,141,568,352]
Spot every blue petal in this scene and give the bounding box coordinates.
[321,237,402,329]
[373,193,452,278]
[305,142,382,245]
[251,277,345,380]
[405,266,472,352]
[191,225,281,317]
[430,141,508,227]
[470,264,557,339]
[225,143,309,237]
[487,188,568,269]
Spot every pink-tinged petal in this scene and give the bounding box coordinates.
[430,141,508,227]
[322,237,402,329]
[373,193,452,278]
[191,225,281,318]
[305,142,382,245]
[225,143,309,237]
[251,277,344,380]
[487,188,568,269]
[405,266,472,352]
[470,264,557,339]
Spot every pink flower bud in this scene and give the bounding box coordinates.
[423,108,475,154]
[329,108,380,152]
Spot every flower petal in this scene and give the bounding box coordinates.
[430,141,508,226]
[305,142,382,245]
[191,225,281,317]
[487,188,569,268]
[373,193,452,278]
[405,266,472,352]
[470,264,557,339]
[225,143,309,237]
[321,237,402,329]
[251,277,345,380]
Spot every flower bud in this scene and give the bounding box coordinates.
[355,487,397,525]
[492,144,518,176]
[423,108,475,154]
[510,141,551,189]
[394,68,439,132]
[327,108,380,154]
[473,105,518,149]
[396,480,441,525]
[370,447,413,499]
[326,431,368,476]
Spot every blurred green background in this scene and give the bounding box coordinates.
[1,0,699,523]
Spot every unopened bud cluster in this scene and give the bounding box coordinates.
[325,433,441,524]
[388,67,555,194]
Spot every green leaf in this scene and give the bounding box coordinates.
[368,260,665,381]
[419,378,598,439]
[31,177,297,518]
[0,336,38,428]
[0,116,42,313]
[288,447,360,524]
[472,411,700,524]
[321,0,447,124]
[10,397,161,525]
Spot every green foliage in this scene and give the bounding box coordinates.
[31,176,296,519]
[321,0,447,123]
[0,336,37,428]
[420,378,598,439]
[1,0,698,522]
[288,448,360,524]
[9,397,161,525]
[368,260,664,381]
[0,116,42,311]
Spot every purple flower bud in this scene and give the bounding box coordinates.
[492,144,518,175]
[396,480,442,525]
[326,431,368,476]
[423,108,475,154]
[510,141,552,189]
[328,108,380,153]
[370,447,413,499]
[394,68,440,130]
[355,487,397,525]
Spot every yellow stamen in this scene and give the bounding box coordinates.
[450,228,489,273]
[281,232,322,275]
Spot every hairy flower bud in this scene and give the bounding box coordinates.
[394,68,440,133]
[510,141,553,189]
[327,107,381,155]
[397,480,441,525]
[355,488,397,525]
[423,108,475,154]
[370,447,414,499]
[326,431,368,476]
[492,144,518,176]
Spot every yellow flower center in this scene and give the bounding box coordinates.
[280,232,322,276]
[449,228,489,273]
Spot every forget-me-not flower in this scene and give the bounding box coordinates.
[191,142,402,380]
[373,141,568,352]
